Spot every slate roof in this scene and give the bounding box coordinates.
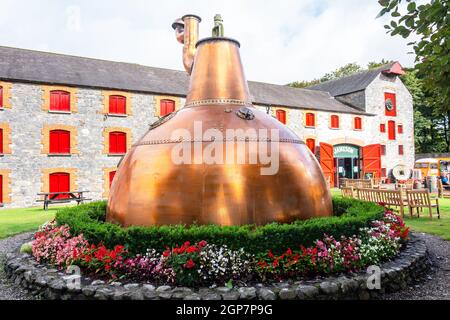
[307,62,397,97]
[0,45,371,115]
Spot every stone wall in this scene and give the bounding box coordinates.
[0,82,184,208]
[4,234,431,300]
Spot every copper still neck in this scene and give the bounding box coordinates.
[172,14,201,74]
[186,37,251,107]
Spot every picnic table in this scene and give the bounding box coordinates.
[36,190,91,210]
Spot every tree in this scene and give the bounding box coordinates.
[367,59,394,69]
[377,0,450,111]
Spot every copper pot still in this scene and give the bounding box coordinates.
[107,14,333,227]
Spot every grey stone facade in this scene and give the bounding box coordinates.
[1,69,414,209]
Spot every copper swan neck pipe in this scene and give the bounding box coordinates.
[172,14,201,74]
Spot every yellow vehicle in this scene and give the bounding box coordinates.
[414,158,450,178]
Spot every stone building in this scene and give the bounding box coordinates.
[0,46,413,208]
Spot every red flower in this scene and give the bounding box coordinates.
[163,249,170,258]
[183,258,195,269]
[198,240,207,248]
[268,250,274,259]
[286,248,293,256]
[186,246,197,253]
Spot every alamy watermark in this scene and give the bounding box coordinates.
[170,121,280,175]
[366,265,381,290]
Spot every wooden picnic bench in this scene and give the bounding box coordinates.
[36,190,91,210]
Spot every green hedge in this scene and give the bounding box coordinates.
[55,197,384,255]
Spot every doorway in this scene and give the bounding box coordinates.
[333,144,361,187]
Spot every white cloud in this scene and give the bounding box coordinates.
[0,0,417,84]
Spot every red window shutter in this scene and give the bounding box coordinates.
[398,125,403,134]
[381,145,386,156]
[0,86,3,107]
[380,123,386,133]
[109,171,116,187]
[399,145,404,155]
[0,128,3,154]
[276,110,286,124]
[109,96,126,114]
[49,173,70,199]
[388,121,396,140]
[331,115,339,128]
[160,99,175,117]
[0,175,3,204]
[354,117,362,130]
[362,144,382,178]
[50,91,70,111]
[320,142,335,187]
[109,132,126,154]
[306,138,315,154]
[306,113,315,127]
[384,92,397,116]
[49,130,70,154]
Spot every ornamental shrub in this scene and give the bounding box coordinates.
[55,197,384,255]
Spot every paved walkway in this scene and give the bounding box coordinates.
[383,233,450,300]
[0,232,449,300]
[0,232,35,300]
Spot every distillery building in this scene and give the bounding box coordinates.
[0,46,413,208]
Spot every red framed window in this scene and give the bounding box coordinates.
[381,145,386,156]
[109,171,116,187]
[399,145,404,155]
[109,132,127,154]
[354,117,362,130]
[0,86,3,108]
[49,130,70,154]
[0,128,3,154]
[49,172,70,199]
[0,174,3,204]
[50,91,70,112]
[330,115,340,129]
[381,168,387,178]
[380,123,386,133]
[306,138,315,154]
[160,99,175,117]
[109,95,126,115]
[305,113,315,127]
[388,120,396,140]
[276,110,286,124]
[398,125,403,134]
[384,92,397,117]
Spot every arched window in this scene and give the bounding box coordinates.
[388,121,396,140]
[50,90,70,111]
[49,172,70,199]
[354,117,362,130]
[0,86,3,108]
[305,113,315,127]
[306,138,315,154]
[109,95,126,115]
[109,171,116,187]
[330,115,340,129]
[160,99,175,117]
[276,110,286,124]
[0,128,3,154]
[49,130,70,154]
[109,132,127,154]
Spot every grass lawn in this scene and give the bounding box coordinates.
[0,207,58,239]
[331,188,450,241]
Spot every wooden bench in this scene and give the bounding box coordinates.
[36,191,91,210]
[342,179,374,189]
[406,189,440,219]
[341,187,355,198]
[355,188,406,218]
[437,179,450,198]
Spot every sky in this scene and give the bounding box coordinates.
[0,0,418,85]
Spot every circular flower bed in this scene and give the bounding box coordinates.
[28,197,410,288]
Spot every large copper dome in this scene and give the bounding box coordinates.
[106,15,332,227]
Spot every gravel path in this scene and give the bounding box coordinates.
[0,232,35,300]
[383,233,450,300]
[0,232,449,300]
